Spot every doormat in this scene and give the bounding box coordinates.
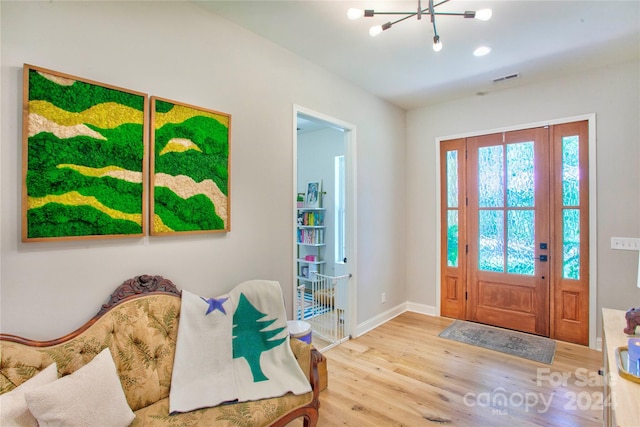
[438,320,556,364]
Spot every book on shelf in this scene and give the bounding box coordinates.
[299,211,325,227]
[297,228,324,244]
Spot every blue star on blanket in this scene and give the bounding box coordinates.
[201,296,229,315]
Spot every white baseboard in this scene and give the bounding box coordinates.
[594,336,602,351]
[406,302,438,316]
[354,301,438,337]
[354,303,406,337]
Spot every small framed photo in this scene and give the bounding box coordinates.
[304,180,321,208]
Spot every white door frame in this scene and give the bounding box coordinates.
[293,104,357,343]
[434,113,598,348]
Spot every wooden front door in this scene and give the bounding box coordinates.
[440,121,589,344]
[467,128,550,336]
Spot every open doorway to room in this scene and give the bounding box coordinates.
[293,105,357,351]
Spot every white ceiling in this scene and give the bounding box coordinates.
[197,1,640,110]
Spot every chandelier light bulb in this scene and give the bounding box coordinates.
[347,8,364,20]
[369,25,383,37]
[370,22,391,37]
[475,9,492,21]
[433,36,443,52]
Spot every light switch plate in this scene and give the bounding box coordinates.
[611,237,640,251]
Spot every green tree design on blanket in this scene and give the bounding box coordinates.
[232,293,287,382]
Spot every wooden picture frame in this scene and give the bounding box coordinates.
[304,180,321,209]
[150,96,231,235]
[22,64,148,242]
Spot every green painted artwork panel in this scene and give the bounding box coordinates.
[24,66,146,240]
[152,98,230,234]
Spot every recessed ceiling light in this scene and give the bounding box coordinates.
[473,46,491,57]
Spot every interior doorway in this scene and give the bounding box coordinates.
[439,119,592,345]
[293,105,357,351]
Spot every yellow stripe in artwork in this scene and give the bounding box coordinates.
[159,138,202,156]
[28,192,142,225]
[29,100,143,129]
[57,164,143,184]
[29,113,106,140]
[154,104,229,128]
[153,214,174,233]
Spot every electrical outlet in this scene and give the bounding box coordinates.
[611,237,640,251]
[381,292,386,304]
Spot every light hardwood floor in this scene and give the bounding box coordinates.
[294,311,605,426]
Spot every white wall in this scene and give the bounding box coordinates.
[0,1,406,339]
[406,59,640,336]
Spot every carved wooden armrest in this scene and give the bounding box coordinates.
[309,347,324,409]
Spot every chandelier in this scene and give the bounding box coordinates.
[347,0,492,52]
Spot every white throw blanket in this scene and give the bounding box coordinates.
[169,280,312,414]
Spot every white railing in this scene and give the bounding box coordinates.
[296,273,350,350]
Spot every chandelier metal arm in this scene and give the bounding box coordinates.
[387,13,421,28]
[431,0,439,38]
[362,0,474,18]
[370,10,469,17]
[368,11,422,16]
[434,12,475,17]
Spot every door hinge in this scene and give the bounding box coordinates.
[465,244,468,254]
[465,291,468,300]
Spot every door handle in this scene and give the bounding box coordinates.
[534,255,548,262]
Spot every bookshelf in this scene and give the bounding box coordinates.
[297,208,326,283]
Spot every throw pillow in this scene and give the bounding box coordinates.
[24,348,135,427]
[0,363,58,427]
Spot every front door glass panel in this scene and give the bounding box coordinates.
[478,142,536,275]
[562,136,580,280]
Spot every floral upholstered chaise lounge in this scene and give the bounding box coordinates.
[0,275,322,426]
